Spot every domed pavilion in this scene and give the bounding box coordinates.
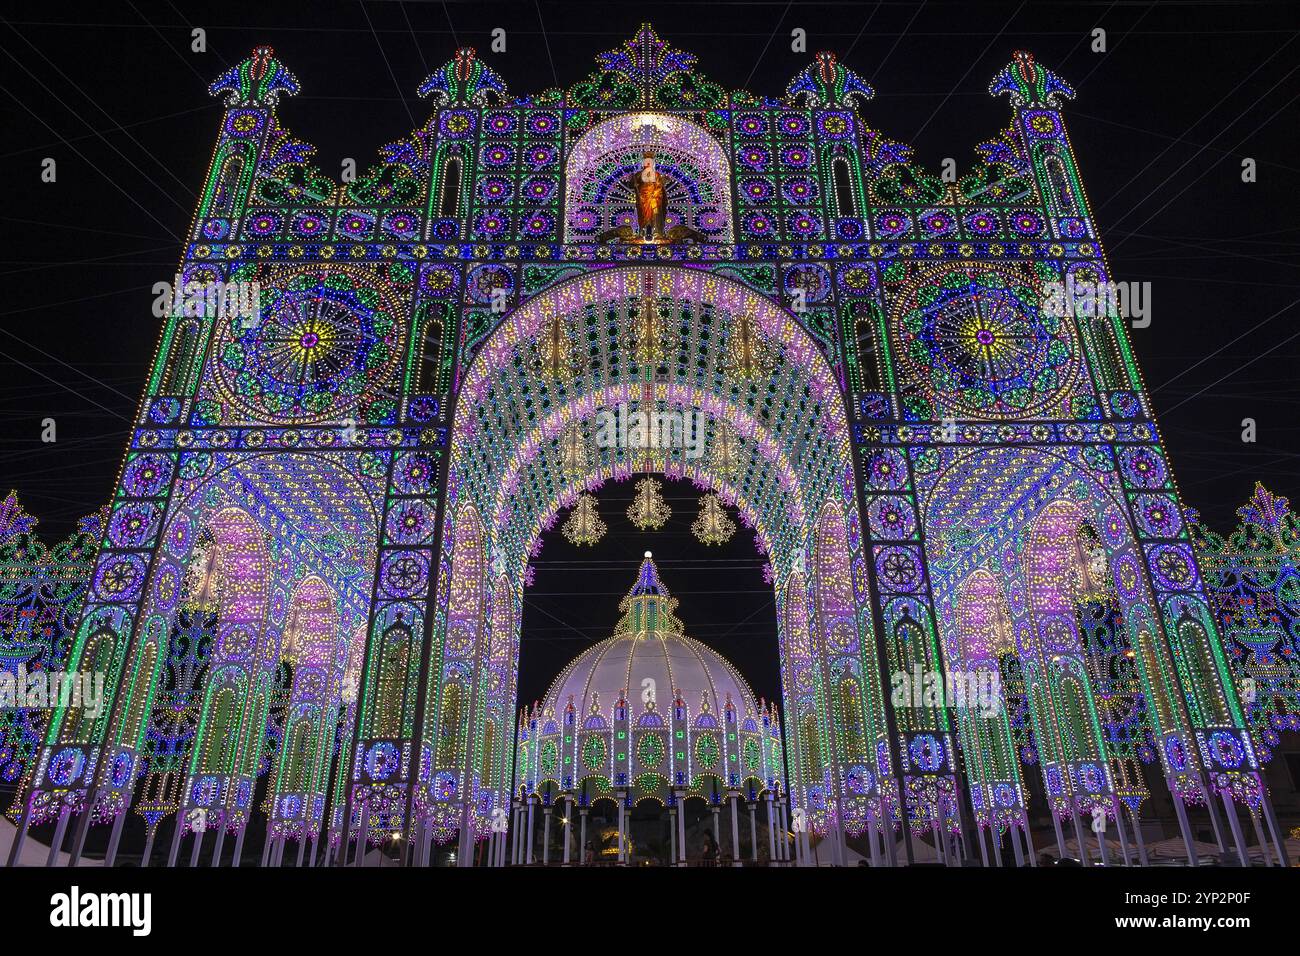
[512,553,790,865]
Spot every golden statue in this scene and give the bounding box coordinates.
[632,150,667,240]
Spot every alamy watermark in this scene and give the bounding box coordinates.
[891,665,1002,719]
[151,280,262,327]
[0,665,104,719]
[593,403,704,459]
[1041,278,1151,328]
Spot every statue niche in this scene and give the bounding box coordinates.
[564,113,733,245]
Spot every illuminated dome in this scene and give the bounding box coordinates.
[518,553,783,806]
[544,553,758,722]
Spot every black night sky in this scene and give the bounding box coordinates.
[1,1,1297,707]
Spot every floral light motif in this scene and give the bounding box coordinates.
[562,494,606,547]
[692,493,736,545]
[627,477,671,531]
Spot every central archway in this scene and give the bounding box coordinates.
[419,266,891,863]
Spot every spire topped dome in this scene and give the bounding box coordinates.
[541,556,760,728]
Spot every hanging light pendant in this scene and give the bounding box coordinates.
[559,422,589,480]
[711,420,741,481]
[692,493,736,545]
[535,312,576,380]
[726,311,770,379]
[563,493,606,546]
[627,477,671,531]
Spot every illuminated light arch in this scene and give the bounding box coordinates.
[267,574,344,842]
[453,266,850,582]
[920,448,1190,836]
[953,569,1027,835]
[490,382,816,564]
[426,265,872,849]
[563,112,734,241]
[812,501,884,839]
[184,507,273,792]
[117,452,383,847]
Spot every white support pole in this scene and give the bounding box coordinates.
[542,806,553,866]
[47,805,72,868]
[562,798,572,865]
[525,796,536,865]
[729,794,741,866]
[231,824,247,868]
[676,791,687,865]
[104,810,127,868]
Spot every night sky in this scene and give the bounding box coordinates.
[2,1,1296,705]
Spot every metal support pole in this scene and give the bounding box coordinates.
[211,818,228,867]
[104,810,127,868]
[4,796,32,868]
[1220,791,1250,867]
[525,797,535,865]
[354,796,370,867]
[676,791,687,865]
[562,799,572,865]
[729,794,741,866]
[1069,810,1091,866]
[1129,804,1150,866]
[668,808,676,865]
[47,804,72,867]
[231,824,247,867]
[1248,807,1271,867]
[1112,804,1131,867]
[1260,789,1291,867]
[164,817,183,868]
[542,806,552,866]
[621,796,631,863]
[1022,815,1037,866]
[1170,789,1199,865]
[579,808,588,866]
[188,824,204,869]
[68,789,99,867]
[1051,810,1068,862]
